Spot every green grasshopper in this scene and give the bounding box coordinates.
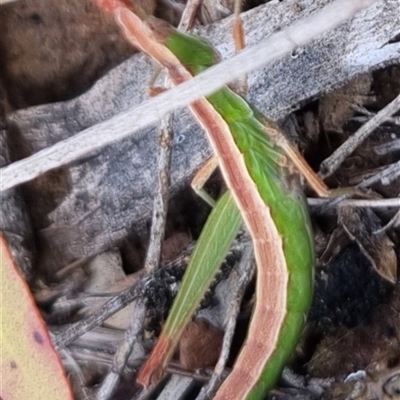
[114,8,318,399]
[92,1,345,398]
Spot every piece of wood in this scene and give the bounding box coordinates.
[3,0,399,271]
[0,81,35,279]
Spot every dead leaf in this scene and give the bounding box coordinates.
[319,73,372,133]
[179,318,224,369]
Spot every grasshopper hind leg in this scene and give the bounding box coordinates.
[191,156,220,207]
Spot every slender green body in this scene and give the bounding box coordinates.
[164,30,315,398]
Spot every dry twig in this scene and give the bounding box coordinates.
[320,93,400,178]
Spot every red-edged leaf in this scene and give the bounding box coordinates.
[1,235,74,400]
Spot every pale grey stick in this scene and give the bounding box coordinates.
[60,349,94,400]
[352,115,400,127]
[0,0,379,191]
[358,160,400,188]
[144,116,174,273]
[95,300,146,400]
[53,282,146,351]
[92,119,173,397]
[308,197,400,208]
[144,0,203,273]
[320,93,400,178]
[374,139,400,156]
[373,209,400,234]
[352,105,400,128]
